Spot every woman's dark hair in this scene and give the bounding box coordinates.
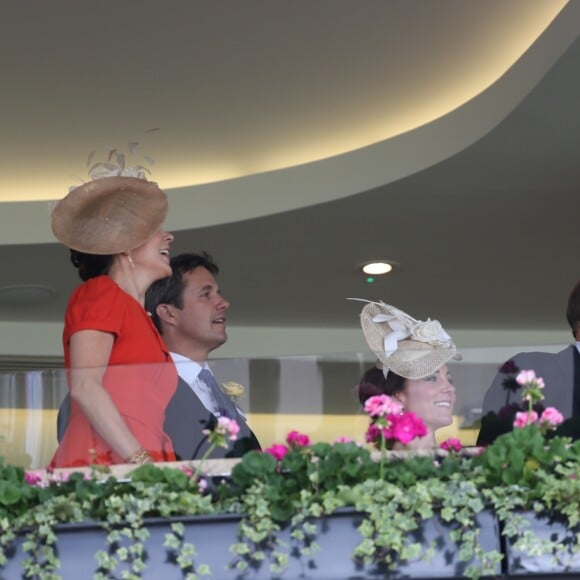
[566,280,580,338]
[357,365,406,405]
[70,250,115,281]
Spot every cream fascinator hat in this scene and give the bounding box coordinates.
[357,300,461,380]
[51,144,167,255]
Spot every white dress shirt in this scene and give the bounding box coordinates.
[170,353,220,415]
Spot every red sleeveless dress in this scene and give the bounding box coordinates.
[50,276,177,467]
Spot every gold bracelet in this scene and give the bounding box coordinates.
[125,448,152,464]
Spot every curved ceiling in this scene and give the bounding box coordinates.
[0,1,579,337]
[0,2,570,222]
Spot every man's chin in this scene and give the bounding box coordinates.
[210,333,228,349]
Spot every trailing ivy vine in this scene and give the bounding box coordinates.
[0,409,578,578]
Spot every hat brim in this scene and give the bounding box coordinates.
[361,301,461,380]
[374,343,461,380]
[51,176,168,255]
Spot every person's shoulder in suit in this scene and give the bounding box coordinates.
[477,345,575,446]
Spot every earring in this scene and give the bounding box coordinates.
[127,253,135,269]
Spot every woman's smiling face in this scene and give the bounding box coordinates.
[398,364,456,432]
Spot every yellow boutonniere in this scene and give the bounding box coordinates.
[221,381,245,401]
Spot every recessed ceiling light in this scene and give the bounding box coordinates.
[361,261,395,276]
[0,284,55,306]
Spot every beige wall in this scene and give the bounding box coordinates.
[0,320,571,359]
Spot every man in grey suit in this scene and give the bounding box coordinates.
[145,252,261,460]
[477,280,580,445]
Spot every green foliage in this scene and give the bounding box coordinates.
[472,425,578,487]
[229,441,376,523]
[0,423,578,579]
[0,458,41,519]
[164,522,211,579]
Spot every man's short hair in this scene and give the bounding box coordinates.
[566,279,580,337]
[145,252,219,334]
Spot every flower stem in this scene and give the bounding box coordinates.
[192,442,218,483]
[379,431,386,480]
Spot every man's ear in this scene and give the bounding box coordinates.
[155,303,178,327]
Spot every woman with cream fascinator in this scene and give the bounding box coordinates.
[49,146,178,467]
[356,300,461,450]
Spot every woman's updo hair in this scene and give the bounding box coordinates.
[70,250,115,281]
[357,365,407,405]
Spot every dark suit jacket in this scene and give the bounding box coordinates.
[57,377,261,459]
[477,345,576,445]
[164,377,261,460]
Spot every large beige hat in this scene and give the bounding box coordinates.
[359,300,461,380]
[51,176,168,255]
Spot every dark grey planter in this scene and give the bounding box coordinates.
[504,511,580,578]
[2,508,501,579]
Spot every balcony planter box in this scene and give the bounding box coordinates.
[1,507,500,579]
[504,511,580,578]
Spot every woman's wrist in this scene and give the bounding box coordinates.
[125,447,152,464]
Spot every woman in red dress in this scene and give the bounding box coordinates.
[50,173,178,467]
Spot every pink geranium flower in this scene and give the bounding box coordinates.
[516,370,544,389]
[197,478,208,493]
[390,412,427,445]
[380,416,397,440]
[516,370,536,386]
[513,410,538,428]
[179,465,195,478]
[203,416,241,449]
[365,423,382,443]
[334,435,353,444]
[286,430,311,447]
[24,470,45,487]
[539,407,564,427]
[217,416,240,440]
[364,394,403,418]
[265,444,289,461]
[440,438,462,452]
